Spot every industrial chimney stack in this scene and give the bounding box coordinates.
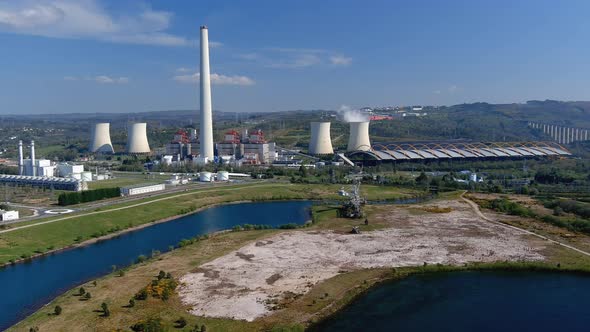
[30,140,36,176]
[199,26,214,161]
[18,140,24,175]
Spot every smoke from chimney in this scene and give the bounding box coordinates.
[337,105,369,123]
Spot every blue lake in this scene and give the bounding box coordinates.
[0,200,312,330]
[311,271,590,332]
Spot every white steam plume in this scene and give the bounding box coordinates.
[337,105,369,123]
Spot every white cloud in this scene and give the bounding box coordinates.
[239,47,351,69]
[0,0,193,47]
[94,75,128,84]
[329,55,352,66]
[448,85,459,93]
[173,72,255,86]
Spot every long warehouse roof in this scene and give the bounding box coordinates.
[349,142,571,161]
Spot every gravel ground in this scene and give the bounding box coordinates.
[178,199,545,321]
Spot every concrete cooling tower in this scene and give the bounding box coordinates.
[347,121,371,151]
[89,123,114,153]
[126,123,150,154]
[309,122,334,155]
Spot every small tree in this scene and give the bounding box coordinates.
[84,292,92,300]
[101,302,110,317]
[118,269,125,277]
[158,270,166,280]
[79,287,86,295]
[128,298,135,307]
[201,324,207,332]
[92,280,97,287]
[54,305,62,315]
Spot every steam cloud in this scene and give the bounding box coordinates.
[337,105,369,123]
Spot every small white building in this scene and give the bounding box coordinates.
[57,163,84,178]
[120,183,166,196]
[0,210,19,221]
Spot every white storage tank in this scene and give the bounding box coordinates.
[218,171,229,181]
[81,171,93,182]
[199,172,212,182]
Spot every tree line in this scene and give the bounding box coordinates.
[58,187,120,206]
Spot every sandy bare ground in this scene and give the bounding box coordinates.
[178,199,546,321]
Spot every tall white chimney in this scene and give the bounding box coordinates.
[30,140,36,176]
[18,140,24,175]
[199,25,214,161]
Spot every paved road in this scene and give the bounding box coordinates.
[0,182,275,234]
[460,191,590,258]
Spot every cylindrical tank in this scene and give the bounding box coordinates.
[347,121,371,151]
[218,171,229,181]
[199,171,212,182]
[309,122,334,155]
[126,123,151,154]
[90,123,114,153]
[81,171,93,181]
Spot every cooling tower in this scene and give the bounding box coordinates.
[309,122,334,155]
[199,26,214,160]
[89,123,114,153]
[126,123,150,154]
[347,121,371,152]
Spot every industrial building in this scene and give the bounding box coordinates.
[18,140,55,177]
[56,163,85,178]
[164,129,197,161]
[348,141,571,165]
[120,183,165,196]
[126,123,151,154]
[216,129,276,164]
[89,123,114,153]
[309,122,334,155]
[0,210,19,221]
[0,174,86,191]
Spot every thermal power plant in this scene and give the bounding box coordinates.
[309,122,334,155]
[126,123,151,154]
[199,26,214,161]
[347,121,371,152]
[89,123,114,153]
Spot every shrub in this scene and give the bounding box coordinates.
[175,317,187,328]
[136,255,147,264]
[84,292,92,300]
[128,298,135,307]
[54,305,62,316]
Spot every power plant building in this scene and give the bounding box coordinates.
[216,129,276,164]
[309,122,334,155]
[89,123,114,153]
[126,123,151,154]
[0,174,86,191]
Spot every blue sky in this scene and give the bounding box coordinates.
[0,0,589,114]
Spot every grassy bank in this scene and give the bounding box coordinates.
[0,183,419,265]
[11,202,590,332]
